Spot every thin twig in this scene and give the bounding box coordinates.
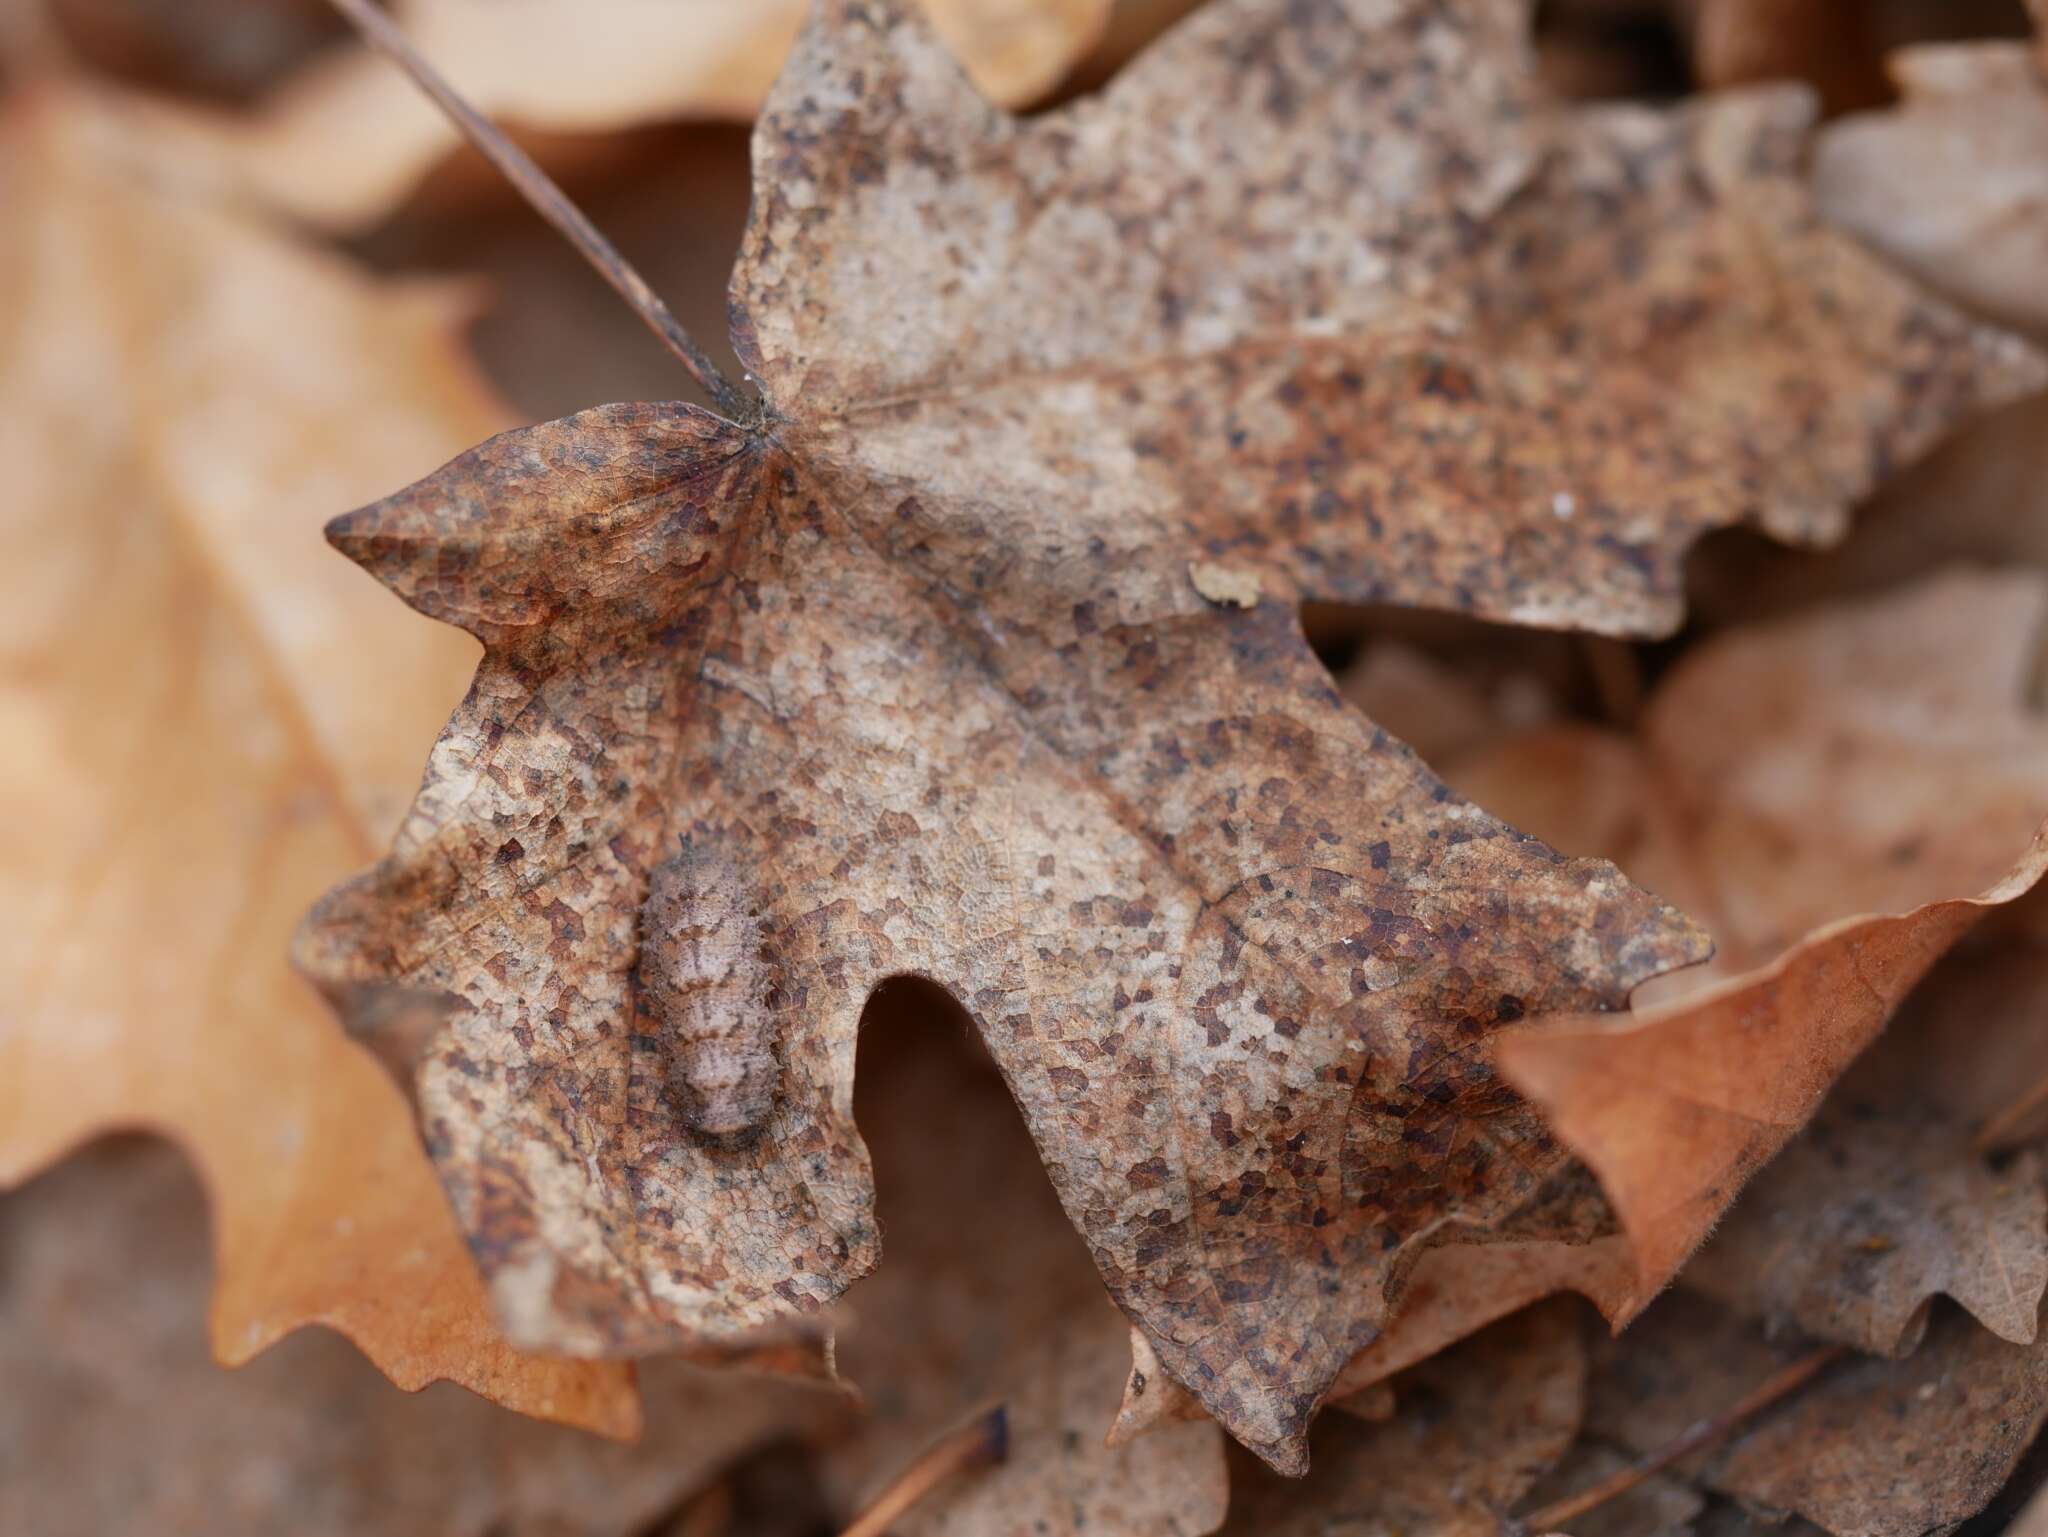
[839,1406,1008,1537]
[321,0,753,422]
[1974,1075,2048,1157]
[1521,1344,1844,1530]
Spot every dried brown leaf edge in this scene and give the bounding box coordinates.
[1498,831,2048,1316]
[294,0,2043,1471]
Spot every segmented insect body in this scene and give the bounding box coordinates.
[639,840,781,1138]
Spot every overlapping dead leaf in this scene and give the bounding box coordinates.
[10,0,2048,1528]
[1465,572,2048,1314]
[0,85,634,1431]
[292,0,2042,1472]
[1586,1289,2048,1537]
[1816,20,2048,338]
[0,1139,845,1537]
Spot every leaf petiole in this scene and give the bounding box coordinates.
[320,0,755,423]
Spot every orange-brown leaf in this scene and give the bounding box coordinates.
[0,88,633,1433]
[1474,572,2048,1312]
[1499,840,2048,1315]
[297,0,2040,1471]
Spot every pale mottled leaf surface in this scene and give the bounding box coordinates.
[298,0,2041,1471]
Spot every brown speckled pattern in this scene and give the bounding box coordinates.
[641,832,786,1139]
[298,0,2042,1471]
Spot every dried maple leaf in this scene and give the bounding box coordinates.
[0,1141,846,1537]
[0,87,633,1431]
[1815,28,2048,339]
[190,0,1112,231]
[296,0,2042,1470]
[1047,571,2048,1439]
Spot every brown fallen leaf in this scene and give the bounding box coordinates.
[0,1139,846,1537]
[1684,1103,2045,1355]
[1690,0,1889,115]
[0,86,633,1430]
[1499,834,2048,1323]
[889,1307,1227,1536]
[1460,570,2048,984]
[814,982,1226,1531]
[1476,572,2048,1314]
[1681,933,2048,1353]
[1214,1301,1587,1536]
[295,0,2042,1471]
[1585,1289,2048,1537]
[189,0,1114,231]
[1815,30,2048,338]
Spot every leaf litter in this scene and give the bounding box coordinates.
[9,0,2048,1530]
[294,0,2038,1474]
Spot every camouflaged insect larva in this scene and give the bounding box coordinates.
[638,837,781,1137]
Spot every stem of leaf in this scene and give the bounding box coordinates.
[1974,1075,2048,1156]
[1520,1344,1844,1530]
[319,0,755,424]
[838,1405,1009,1537]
